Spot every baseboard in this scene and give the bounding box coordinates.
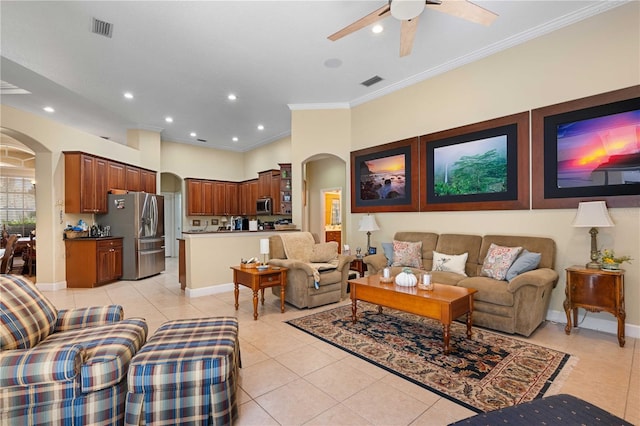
[36,280,67,291]
[546,309,640,340]
[185,282,235,298]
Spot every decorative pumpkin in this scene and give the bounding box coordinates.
[395,268,417,287]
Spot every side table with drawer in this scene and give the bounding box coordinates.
[564,265,625,347]
[231,265,287,320]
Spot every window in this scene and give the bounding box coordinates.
[0,176,36,236]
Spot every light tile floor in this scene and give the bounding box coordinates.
[40,258,638,425]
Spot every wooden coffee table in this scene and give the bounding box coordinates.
[349,275,477,354]
[231,265,287,320]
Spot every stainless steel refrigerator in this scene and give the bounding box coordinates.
[100,193,165,280]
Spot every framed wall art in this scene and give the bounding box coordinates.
[351,137,419,213]
[420,112,530,211]
[532,85,640,209]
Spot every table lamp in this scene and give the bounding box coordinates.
[260,238,270,266]
[572,201,614,269]
[359,214,380,253]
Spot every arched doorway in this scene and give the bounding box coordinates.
[302,154,347,246]
[160,172,183,257]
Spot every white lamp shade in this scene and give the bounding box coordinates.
[390,0,425,20]
[359,215,380,232]
[572,201,614,227]
[260,238,270,255]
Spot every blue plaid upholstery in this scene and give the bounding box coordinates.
[1,274,58,350]
[125,317,240,426]
[0,275,148,425]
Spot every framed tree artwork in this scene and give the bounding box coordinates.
[420,112,530,211]
[532,85,640,209]
[351,137,419,213]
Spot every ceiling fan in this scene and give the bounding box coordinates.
[328,0,498,57]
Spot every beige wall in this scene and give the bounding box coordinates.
[1,3,637,332]
[293,4,640,329]
[306,156,347,241]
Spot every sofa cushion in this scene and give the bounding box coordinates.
[36,318,148,393]
[392,240,423,269]
[310,242,338,263]
[0,275,58,350]
[506,250,542,281]
[481,244,522,280]
[432,251,468,276]
[458,277,514,307]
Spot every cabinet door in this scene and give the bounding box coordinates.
[125,166,141,192]
[239,182,249,215]
[271,175,281,215]
[248,180,258,215]
[94,157,108,213]
[96,240,123,284]
[140,170,156,193]
[257,171,272,198]
[80,154,97,213]
[186,179,203,215]
[225,182,239,215]
[326,231,342,253]
[203,181,215,215]
[107,161,126,191]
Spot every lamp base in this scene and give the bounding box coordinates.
[585,261,601,269]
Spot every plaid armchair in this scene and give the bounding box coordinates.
[0,275,148,425]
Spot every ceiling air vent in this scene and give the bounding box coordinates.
[92,18,113,38]
[197,138,207,143]
[1,80,31,95]
[360,75,383,87]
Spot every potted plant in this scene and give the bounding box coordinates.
[599,249,632,270]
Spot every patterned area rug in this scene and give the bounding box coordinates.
[287,303,572,413]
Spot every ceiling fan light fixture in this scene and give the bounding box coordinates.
[390,0,425,20]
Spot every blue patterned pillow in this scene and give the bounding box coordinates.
[0,275,58,350]
[381,242,394,266]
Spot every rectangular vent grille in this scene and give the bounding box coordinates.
[361,75,383,87]
[197,138,207,143]
[92,18,113,38]
[0,80,31,95]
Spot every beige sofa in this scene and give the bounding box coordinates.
[364,232,558,337]
[268,233,355,309]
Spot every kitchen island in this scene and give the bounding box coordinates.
[179,230,299,297]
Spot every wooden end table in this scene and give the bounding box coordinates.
[231,265,287,320]
[564,265,626,347]
[350,258,367,276]
[349,274,477,354]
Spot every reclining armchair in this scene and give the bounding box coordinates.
[0,275,148,425]
[268,232,354,308]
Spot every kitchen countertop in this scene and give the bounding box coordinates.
[64,236,123,241]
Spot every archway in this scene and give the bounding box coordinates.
[160,172,183,257]
[0,127,57,287]
[301,153,347,247]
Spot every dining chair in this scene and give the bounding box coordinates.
[0,235,18,274]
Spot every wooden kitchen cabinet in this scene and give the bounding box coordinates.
[140,169,157,193]
[325,230,342,253]
[213,181,226,215]
[186,179,203,215]
[258,170,278,199]
[64,152,108,213]
[107,161,126,191]
[225,182,239,215]
[271,175,281,215]
[202,181,214,215]
[125,165,141,192]
[65,237,123,288]
[279,163,292,215]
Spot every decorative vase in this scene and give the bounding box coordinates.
[395,270,417,287]
[601,263,620,271]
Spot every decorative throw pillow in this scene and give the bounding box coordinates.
[481,243,523,280]
[506,250,542,281]
[310,242,339,263]
[432,251,468,276]
[392,240,423,269]
[0,275,58,350]
[381,242,394,266]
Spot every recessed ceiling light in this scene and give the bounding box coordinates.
[324,58,343,68]
[257,124,264,131]
[228,94,237,101]
[123,92,134,99]
[165,116,173,123]
[232,137,238,142]
[372,24,383,34]
[190,132,197,137]
[43,106,55,113]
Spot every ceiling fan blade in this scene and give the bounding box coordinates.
[399,17,420,57]
[328,4,391,41]
[427,0,498,26]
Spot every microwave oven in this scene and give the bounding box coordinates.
[256,197,272,215]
